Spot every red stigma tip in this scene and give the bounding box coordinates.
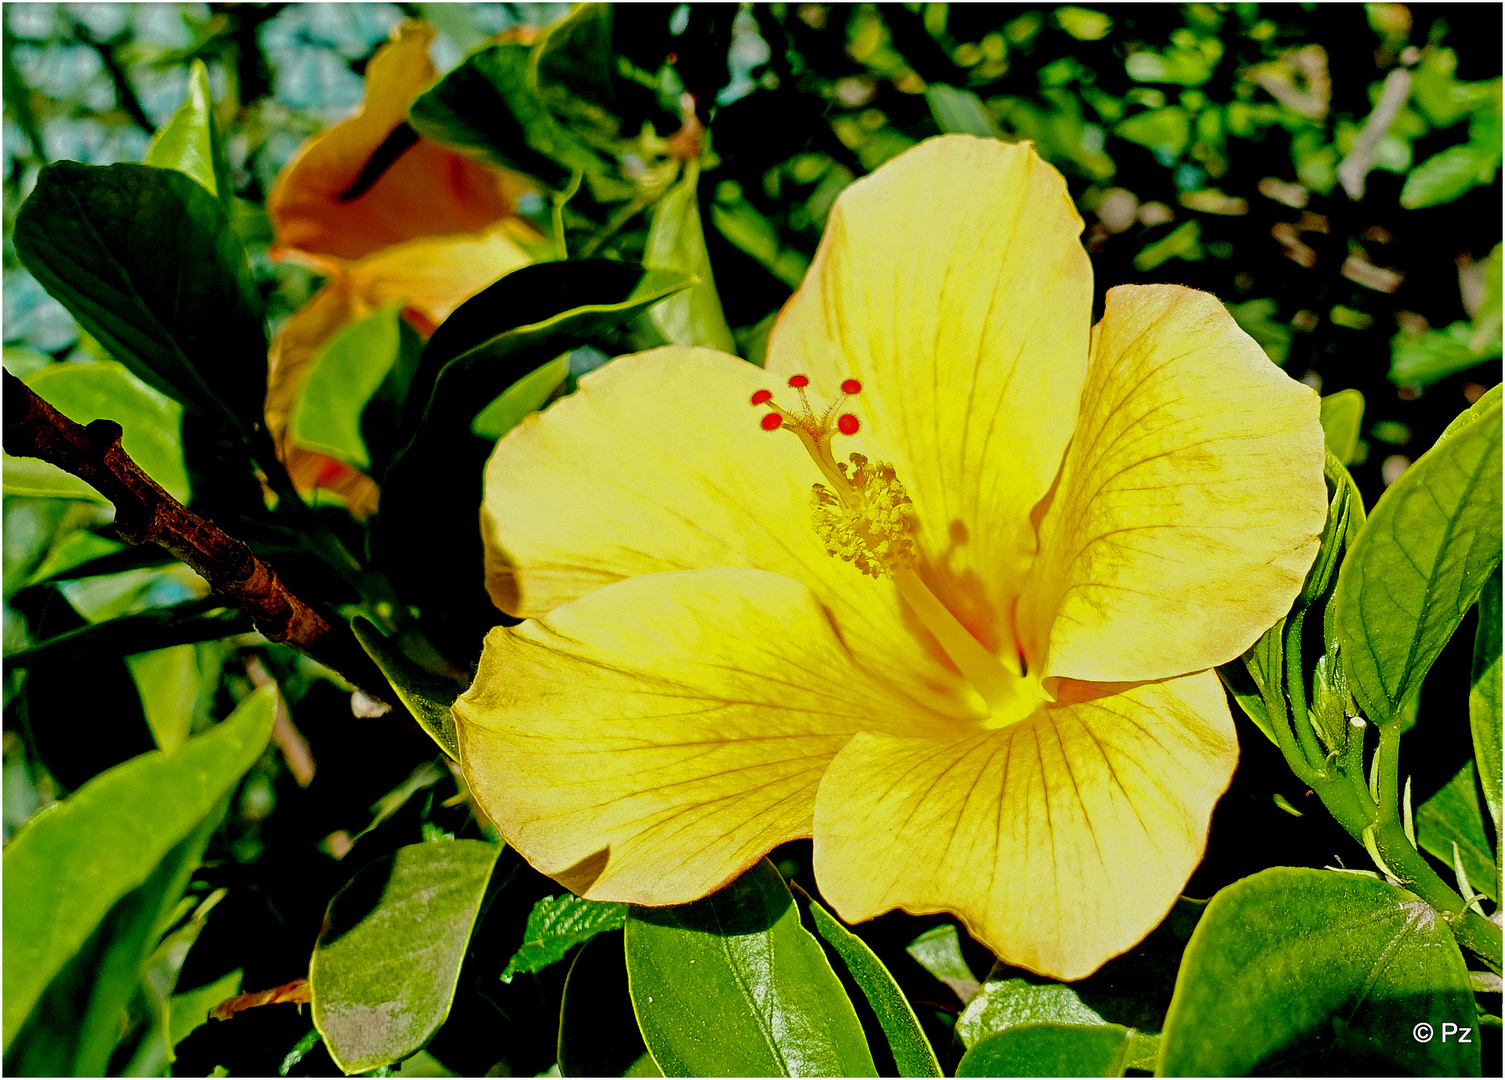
[750,389,773,405]
[837,413,860,436]
[787,374,810,388]
[841,379,862,395]
[760,412,785,431]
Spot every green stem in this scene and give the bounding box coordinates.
[1283,610,1325,771]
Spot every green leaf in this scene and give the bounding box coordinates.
[1132,221,1201,272]
[1158,867,1479,1076]
[1319,389,1365,466]
[2,688,274,1053]
[1115,107,1192,156]
[1473,565,1502,839]
[1124,46,1215,86]
[501,894,627,984]
[13,162,267,430]
[557,932,652,1078]
[958,976,1105,1050]
[1416,762,1499,903]
[625,859,877,1077]
[642,162,737,354]
[926,85,1004,139]
[2,451,107,502]
[1225,297,1292,366]
[957,1023,1141,1078]
[19,529,126,590]
[470,353,568,441]
[290,303,404,471]
[143,59,228,201]
[1389,321,1494,387]
[1410,49,1496,129]
[408,43,629,201]
[168,968,242,1050]
[3,597,248,670]
[1401,142,1501,208]
[710,197,809,289]
[1335,386,1502,727]
[793,885,942,1077]
[1057,7,1113,41]
[14,360,191,503]
[904,924,980,1003]
[350,617,464,761]
[311,839,502,1074]
[126,644,201,753]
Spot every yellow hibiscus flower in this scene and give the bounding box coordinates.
[453,135,1328,979]
[264,20,540,514]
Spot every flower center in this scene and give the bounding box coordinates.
[752,375,1049,726]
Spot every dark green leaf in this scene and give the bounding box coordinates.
[311,839,502,1074]
[470,354,569,441]
[2,689,275,1053]
[502,894,627,984]
[1335,385,1502,727]
[1319,388,1365,466]
[18,529,126,591]
[1473,565,1502,838]
[558,932,651,1078]
[1225,298,1292,366]
[710,198,809,289]
[1158,867,1479,1076]
[350,617,463,761]
[956,1023,1139,1078]
[926,85,1004,139]
[904,924,979,1004]
[13,162,267,430]
[167,968,242,1051]
[290,303,404,472]
[642,163,737,354]
[793,885,942,1077]
[1401,142,1501,208]
[3,598,249,670]
[1416,762,1499,903]
[408,43,629,200]
[625,859,877,1077]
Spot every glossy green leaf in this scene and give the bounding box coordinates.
[642,162,737,354]
[143,59,227,201]
[1335,385,1502,727]
[625,859,877,1077]
[350,617,464,761]
[1389,321,1493,387]
[904,924,980,1003]
[926,85,1004,139]
[126,644,201,753]
[557,932,652,1078]
[957,1023,1139,1078]
[502,894,627,984]
[290,303,404,471]
[471,354,569,441]
[2,688,274,1050]
[1319,388,1365,466]
[1158,867,1479,1076]
[1473,565,1502,838]
[311,839,502,1074]
[958,975,1105,1049]
[407,43,628,200]
[13,162,267,430]
[1401,142,1501,208]
[13,360,191,503]
[1416,762,1499,903]
[793,885,942,1077]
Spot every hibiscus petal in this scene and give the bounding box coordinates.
[268,20,519,260]
[766,135,1094,633]
[483,346,984,721]
[453,568,921,903]
[811,670,1237,980]
[1019,284,1327,684]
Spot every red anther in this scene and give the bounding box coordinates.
[841,379,862,395]
[760,412,785,431]
[787,374,810,388]
[750,389,773,405]
[837,414,860,436]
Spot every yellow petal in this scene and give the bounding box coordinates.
[811,670,1237,980]
[1018,285,1327,684]
[766,135,1094,646]
[267,20,520,260]
[483,346,984,722]
[453,568,921,903]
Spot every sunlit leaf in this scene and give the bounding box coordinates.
[957,975,1105,1050]
[1335,385,1502,727]
[1473,565,1502,839]
[1319,388,1364,466]
[126,644,201,753]
[642,162,737,354]
[289,303,404,472]
[311,839,502,1074]
[1158,867,1479,1076]
[1400,142,1501,208]
[926,85,1004,139]
[625,859,877,1077]
[471,354,569,441]
[350,617,463,761]
[501,894,627,984]
[143,59,229,202]
[956,1023,1139,1078]
[1415,762,1499,903]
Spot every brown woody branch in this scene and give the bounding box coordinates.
[3,370,392,705]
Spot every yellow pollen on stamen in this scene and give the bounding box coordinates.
[751,376,1050,726]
